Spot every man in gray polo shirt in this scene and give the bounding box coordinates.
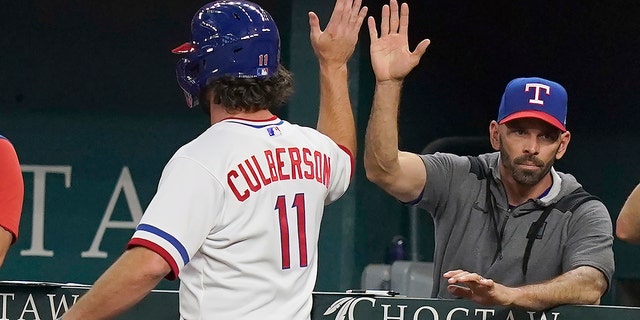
[364,0,614,311]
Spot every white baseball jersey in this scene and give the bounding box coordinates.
[128,116,353,320]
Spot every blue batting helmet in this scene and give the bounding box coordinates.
[172,0,281,108]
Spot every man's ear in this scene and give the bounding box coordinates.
[489,121,501,151]
[555,130,571,160]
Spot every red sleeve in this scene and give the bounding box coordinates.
[0,138,24,243]
[337,144,355,180]
[127,238,180,280]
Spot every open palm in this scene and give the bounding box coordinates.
[309,0,367,66]
[368,0,430,82]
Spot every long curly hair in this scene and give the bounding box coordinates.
[199,65,294,115]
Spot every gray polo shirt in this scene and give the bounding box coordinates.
[416,152,614,298]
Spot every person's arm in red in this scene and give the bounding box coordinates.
[0,137,24,268]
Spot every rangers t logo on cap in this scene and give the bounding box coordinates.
[524,83,551,105]
[497,77,568,132]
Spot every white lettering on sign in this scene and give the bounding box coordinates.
[323,296,564,320]
[19,165,144,259]
[20,166,72,257]
[82,166,143,258]
[0,292,80,320]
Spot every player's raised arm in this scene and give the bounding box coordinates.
[363,0,430,203]
[309,0,367,157]
[617,182,640,244]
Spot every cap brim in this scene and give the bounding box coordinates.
[171,42,195,54]
[499,110,566,132]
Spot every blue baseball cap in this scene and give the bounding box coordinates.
[497,77,568,132]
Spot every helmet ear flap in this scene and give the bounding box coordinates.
[175,55,206,108]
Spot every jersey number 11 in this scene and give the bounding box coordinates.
[275,193,308,269]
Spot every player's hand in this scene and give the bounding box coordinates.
[309,0,368,68]
[367,0,430,83]
[444,269,515,307]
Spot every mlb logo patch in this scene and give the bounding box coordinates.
[257,67,269,76]
[267,126,281,137]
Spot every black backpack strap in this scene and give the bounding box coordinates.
[466,156,507,261]
[523,205,554,275]
[552,187,601,213]
[466,156,487,180]
[522,187,601,276]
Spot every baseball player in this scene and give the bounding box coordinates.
[0,135,23,268]
[60,0,366,319]
[364,0,613,311]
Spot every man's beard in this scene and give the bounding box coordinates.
[500,148,555,186]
